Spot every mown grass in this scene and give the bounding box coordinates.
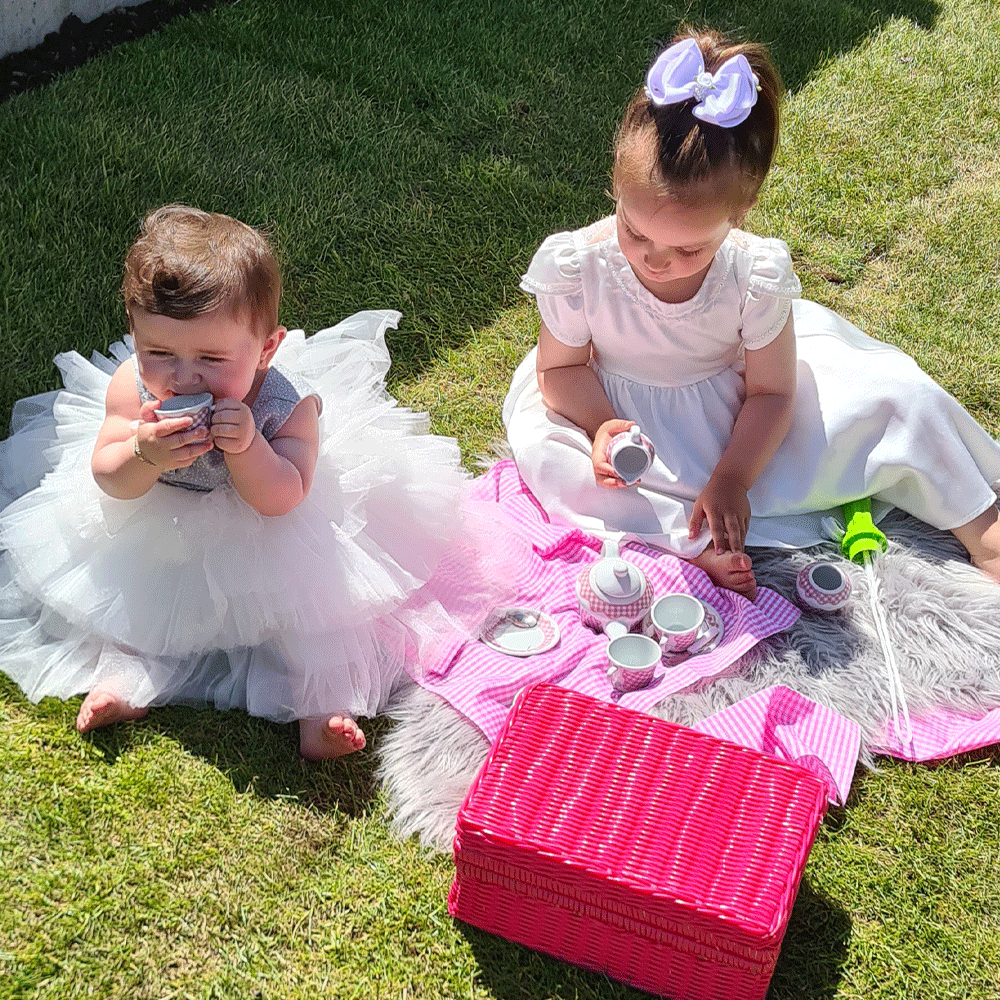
[1,1,999,998]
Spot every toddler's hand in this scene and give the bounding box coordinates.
[138,399,162,424]
[134,403,213,470]
[591,418,636,488]
[211,398,256,454]
[689,472,751,554]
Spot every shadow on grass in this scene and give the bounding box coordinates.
[81,702,395,818]
[871,743,1000,772]
[768,877,853,999]
[929,744,1000,768]
[453,874,850,1000]
[702,0,941,93]
[323,0,947,381]
[0,0,945,421]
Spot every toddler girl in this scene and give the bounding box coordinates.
[504,28,1000,599]
[0,205,514,756]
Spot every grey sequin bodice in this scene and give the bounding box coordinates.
[134,362,320,492]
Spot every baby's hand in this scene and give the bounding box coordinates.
[211,398,256,454]
[135,402,213,470]
[591,418,636,488]
[689,472,751,554]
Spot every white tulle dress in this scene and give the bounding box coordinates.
[0,310,519,722]
[504,218,1000,556]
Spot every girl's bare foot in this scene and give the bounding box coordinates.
[76,687,149,733]
[952,505,1000,584]
[299,715,367,760]
[690,547,757,600]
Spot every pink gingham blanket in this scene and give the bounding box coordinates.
[417,460,800,734]
[412,461,1000,805]
[869,707,1000,762]
[416,461,867,802]
[693,686,860,804]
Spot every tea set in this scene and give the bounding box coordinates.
[482,421,851,691]
[576,538,722,691]
[482,537,722,693]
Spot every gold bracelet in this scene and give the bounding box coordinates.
[133,435,156,466]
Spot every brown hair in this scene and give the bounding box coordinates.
[122,204,281,336]
[613,27,782,212]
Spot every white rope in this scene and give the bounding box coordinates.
[864,555,913,744]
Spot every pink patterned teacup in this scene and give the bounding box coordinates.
[607,426,655,485]
[606,632,661,692]
[155,392,214,434]
[643,593,716,654]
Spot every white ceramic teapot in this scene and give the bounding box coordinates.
[576,539,653,639]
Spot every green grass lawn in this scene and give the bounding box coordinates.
[2,1,999,997]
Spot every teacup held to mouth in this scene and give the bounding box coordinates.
[155,392,214,433]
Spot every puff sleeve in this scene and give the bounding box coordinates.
[738,237,802,350]
[519,232,592,347]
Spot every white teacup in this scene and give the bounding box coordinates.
[606,632,661,692]
[607,426,655,485]
[644,593,715,654]
[155,392,214,434]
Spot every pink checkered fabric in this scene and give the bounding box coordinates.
[577,589,652,628]
[414,461,999,779]
[694,686,861,805]
[870,706,1000,761]
[415,460,801,742]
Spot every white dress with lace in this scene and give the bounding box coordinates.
[503,217,1000,556]
[0,311,520,721]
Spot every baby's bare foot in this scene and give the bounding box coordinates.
[76,687,149,733]
[690,547,757,600]
[971,552,1000,585]
[951,506,1000,584]
[299,715,367,760]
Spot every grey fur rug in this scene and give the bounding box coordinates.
[376,508,1000,852]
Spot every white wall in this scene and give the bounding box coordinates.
[1,0,146,59]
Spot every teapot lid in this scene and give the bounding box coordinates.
[590,558,645,603]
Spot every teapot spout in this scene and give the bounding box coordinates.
[600,537,621,559]
[604,619,629,641]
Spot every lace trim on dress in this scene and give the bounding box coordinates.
[519,232,582,296]
[600,216,735,320]
[731,230,802,299]
[742,298,793,348]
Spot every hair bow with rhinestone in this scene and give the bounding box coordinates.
[645,37,760,128]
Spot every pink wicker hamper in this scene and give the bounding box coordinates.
[449,683,828,1000]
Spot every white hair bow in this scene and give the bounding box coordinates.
[645,37,760,128]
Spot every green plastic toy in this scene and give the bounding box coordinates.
[834,497,911,741]
[840,498,888,564]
